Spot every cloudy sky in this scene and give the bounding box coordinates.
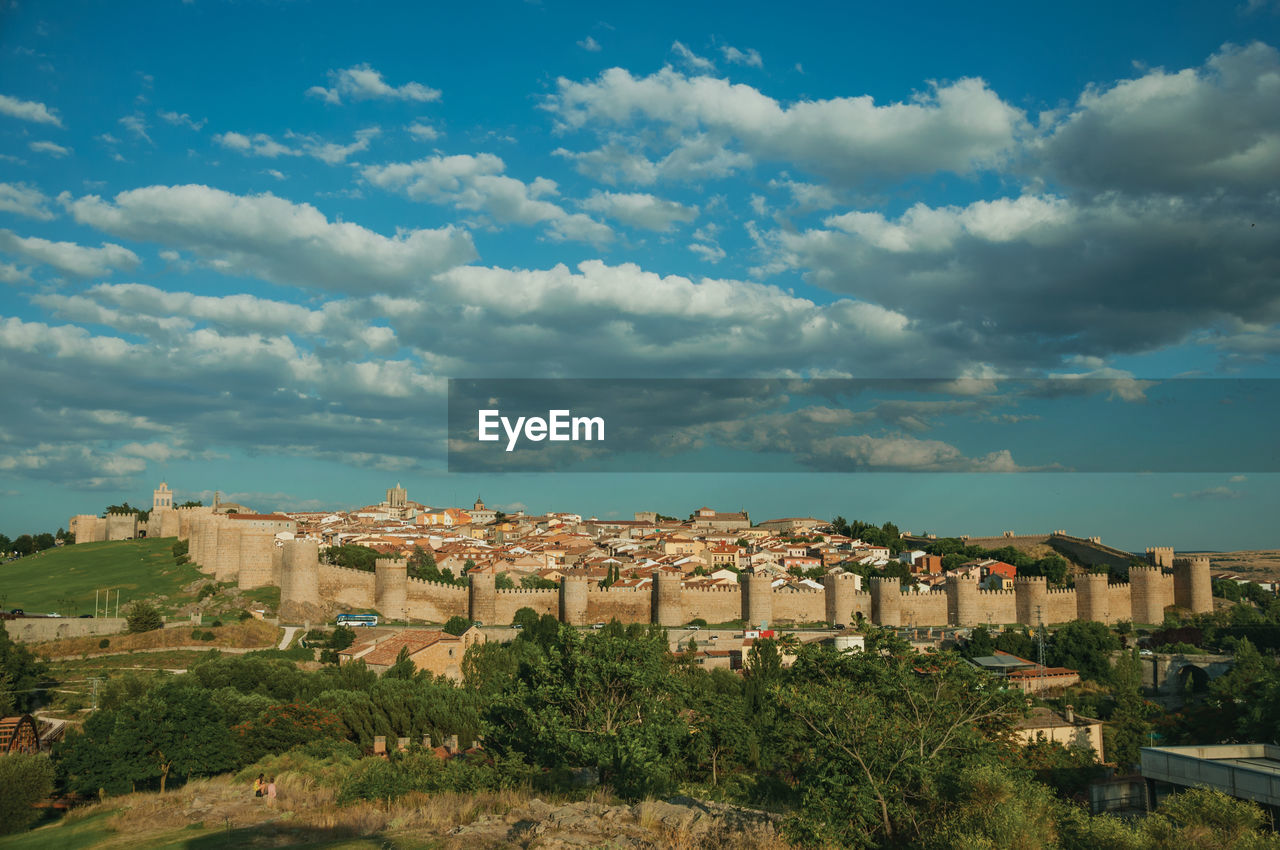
[1,1,1277,549]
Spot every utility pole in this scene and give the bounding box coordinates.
[1035,605,1046,667]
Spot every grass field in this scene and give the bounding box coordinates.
[0,538,203,617]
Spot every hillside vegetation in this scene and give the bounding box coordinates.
[0,539,201,616]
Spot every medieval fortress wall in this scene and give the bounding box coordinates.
[73,488,1214,629]
[174,517,1212,627]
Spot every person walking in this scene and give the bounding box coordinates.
[266,777,277,807]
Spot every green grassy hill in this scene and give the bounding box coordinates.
[0,538,202,617]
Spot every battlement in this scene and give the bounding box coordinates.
[495,587,560,595]
[682,585,741,594]
[1047,588,1077,595]
[977,589,1016,598]
[404,577,468,593]
[1014,575,1048,584]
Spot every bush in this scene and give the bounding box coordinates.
[0,752,55,834]
[197,584,217,601]
[98,638,110,649]
[211,620,223,628]
[125,601,164,633]
[202,630,216,641]
[239,610,254,622]
[191,628,203,640]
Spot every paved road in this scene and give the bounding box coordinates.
[278,625,300,650]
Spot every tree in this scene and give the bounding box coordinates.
[512,607,541,631]
[777,634,1023,848]
[1048,620,1120,683]
[12,535,34,556]
[231,702,344,762]
[126,600,164,633]
[1106,649,1157,768]
[444,615,472,635]
[0,628,48,713]
[0,752,55,834]
[32,533,55,552]
[323,544,380,572]
[484,623,690,798]
[520,575,558,589]
[495,572,515,589]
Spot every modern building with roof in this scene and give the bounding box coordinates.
[1141,744,1280,813]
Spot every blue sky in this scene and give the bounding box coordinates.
[1,1,1277,550]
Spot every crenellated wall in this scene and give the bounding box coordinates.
[588,585,652,624]
[771,587,826,624]
[494,587,559,622]
[682,586,743,624]
[974,589,1017,625]
[901,590,948,626]
[254,530,1214,629]
[1173,556,1212,613]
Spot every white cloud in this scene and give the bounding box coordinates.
[766,191,1280,366]
[119,113,151,143]
[0,229,140,277]
[547,67,1025,184]
[688,241,726,263]
[407,121,439,141]
[720,45,763,68]
[363,153,613,243]
[0,182,54,220]
[64,184,476,295]
[1037,42,1280,194]
[307,63,441,104]
[157,110,206,130]
[214,131,299,158]
[216,127,379,164]
[0,93,62,126]
[578,36,602,52]
[671,41,715,72]
[29,140,70,157]
[580,190,697,231]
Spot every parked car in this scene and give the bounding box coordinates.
[8,608,23,616]
[591,622,605,629]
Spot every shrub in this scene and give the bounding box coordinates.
[191,628,204,640]
[211,620,223,628]
[98,638,110,649]
[202,630,216,641]
[0,752,55,834]
[197,584,217,601]
[125,601,164,633]
[239,610,254,622]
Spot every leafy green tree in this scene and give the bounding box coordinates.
[1106,650,1157,768]
[231,702,344,762]
[0,628,48,713]
[0,533,11,553]
[0,752,55,834]
[322,544,380,572]
[444,615,472,636]
[494,572,515,589]
[126,600,164,633]
[520,575,558,589]
[512,606,541,631]
[484,622,689,798]
[962,625,997,658]
[1048,620,1120,683]
[12,535,34,556]
[777,634,1023,848]
[926,762,1062,850]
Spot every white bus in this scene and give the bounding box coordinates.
[335,613,379,627]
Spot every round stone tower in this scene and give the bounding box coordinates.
[652,570,684,626]
[375,558,409,622]
[1075,572,1110,622]
[279,539,321,618]
[1128,564,1165,625]
[193,515,215,570]
[742,572,773,628]
[560,573,589,626]
[946,576,979,627]
[1173,555,1212,614]
[1014,575,1049,627]
[870,577,902,627]
[468,570,497,625]
[823,571,858,625]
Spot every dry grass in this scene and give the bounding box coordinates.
[32,619,280,657]
[46,770,794,850]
